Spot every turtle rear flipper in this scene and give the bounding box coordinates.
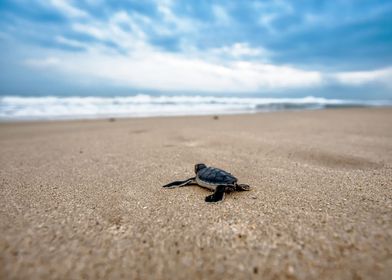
[205,185,226,203]
[236,184,251,191]
[162,177,196,188]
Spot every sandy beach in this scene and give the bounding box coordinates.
[1,108,392,279]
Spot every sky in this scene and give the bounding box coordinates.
[0,0,391,99]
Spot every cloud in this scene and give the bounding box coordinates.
[23,45,322,93]
[209,43,270,60]
[19,7,322,93]
[335,68,392,87]
[70,11,150,53]
[156,0,199,34]
[72,23,107,40]
[55,35,86,49]
[49,0,88,18]
[25,57,61,68]
[212,5,231,25]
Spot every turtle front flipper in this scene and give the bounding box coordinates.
[162,177,196,188]
[205,185,226,203]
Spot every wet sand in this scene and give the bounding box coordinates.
[1,108,392,279]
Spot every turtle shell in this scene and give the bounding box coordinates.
[197,167,237,185]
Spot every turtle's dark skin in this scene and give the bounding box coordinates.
[162,163,250,202]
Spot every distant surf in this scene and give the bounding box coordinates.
[0,95,390,121]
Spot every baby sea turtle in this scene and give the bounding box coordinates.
[162,163,250,202]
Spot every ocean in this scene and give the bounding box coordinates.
[0,94,390,121]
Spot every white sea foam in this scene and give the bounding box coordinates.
[0,94,390,120]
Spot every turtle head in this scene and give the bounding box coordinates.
[194,163,207,174]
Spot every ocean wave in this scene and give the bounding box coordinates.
[0,94,390,120]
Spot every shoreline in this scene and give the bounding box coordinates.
[2,94,391,122]
[1,106,391,124]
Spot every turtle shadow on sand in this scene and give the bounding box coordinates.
[162,163,251,203]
